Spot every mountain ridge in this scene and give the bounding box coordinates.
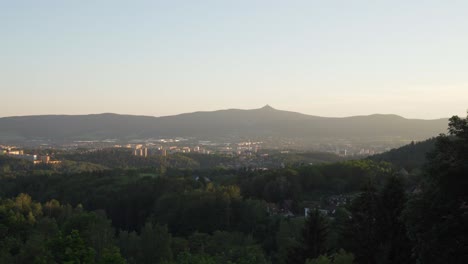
[0,106,449,143]
[1,105,447,121]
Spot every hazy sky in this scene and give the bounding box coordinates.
[1,1,467,119]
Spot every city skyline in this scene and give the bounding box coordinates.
[1,1,467,119]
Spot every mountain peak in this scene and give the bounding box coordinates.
[259,104,275,111]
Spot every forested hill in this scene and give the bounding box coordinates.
[0,106,448,142]
[368,138,437,171]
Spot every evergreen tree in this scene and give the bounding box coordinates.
[376,176,412,264]
[404,114,468,264]
[306,249,354,264]
[289,209,329,264]
[342,181,378,264]
[138,222,173,264]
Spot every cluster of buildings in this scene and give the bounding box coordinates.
[0,147,60,164]
[235,141,262,154]
[1,148,37,162]
[133,145,148,157]
[34,155,61,165]
[93,139,267,160]
[333,148,381,157]
[358,149,377,155]
[134,145,213,157]
[166,146,203,154]
[84,139,265,158]
[129,144,210,157]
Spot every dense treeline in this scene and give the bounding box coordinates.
[0,114,466,263]
[368,138,436,172]
[0,159,396,231]
[60,148,200,170]
[403,115,468,263]
[239,160,394,204]
[60,148,344,170]
[284,114,468,263]
[0,193,125,263]
[265,151,344,166]
[0,155,107,178]
[0,160,395,264]
[0,193,269,264]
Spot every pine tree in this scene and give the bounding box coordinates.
[376,175,412,264]
[288,209,329,264]
[342,181,378,264]
[404,114,468,264]
[303,209,329,258]
[138,222,173,264]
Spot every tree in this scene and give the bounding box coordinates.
[118,230,141,264]
[375,176,412,264]
[307,255,331,264]
[62,210,116,258]
[275,218,303,264]
[289,209,329,264]
[333,249,355,264]
[342,181,378,264]
[306,249,354,264]
[404,114,468,264]
[138,222,173,264]
[176,252,217,264]
[199,231,268,264]
[43,230,96,264]
[99,246,127,264]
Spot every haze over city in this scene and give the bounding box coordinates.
[2,1,467,118]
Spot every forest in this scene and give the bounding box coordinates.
[0,114,466,264]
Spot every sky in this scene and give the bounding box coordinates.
[1,0,467,119]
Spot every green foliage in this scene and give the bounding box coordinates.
[0,154,107,179]
[61,148,199,170]
[98,247,127,264]
[404,114,468,264]
[332,249,354,264]
[341,181,379,264]
[307,255,331,264]
[0,155,34,177]
[369,138,436,172]
[338,176,412,264]
[176,252,217,264]
[306,249,354,264]
[62,210,116,258]
[117,222,174,264]
[269,152,343,167]
[183,231,268,264]
[274,218,303,264]
[302,210,329,258]
[240,160,393,205]
[375,176,412,264]
[139,222,173,264]
[0,194,125,264]
[178,153,235,169]
[118,230,141,263]
[42,230,96,264]
[288,209,329,264]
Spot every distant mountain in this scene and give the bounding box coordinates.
[0,105,449,143]
[368,138,437,171]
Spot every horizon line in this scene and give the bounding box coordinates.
[0,105,451,120]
